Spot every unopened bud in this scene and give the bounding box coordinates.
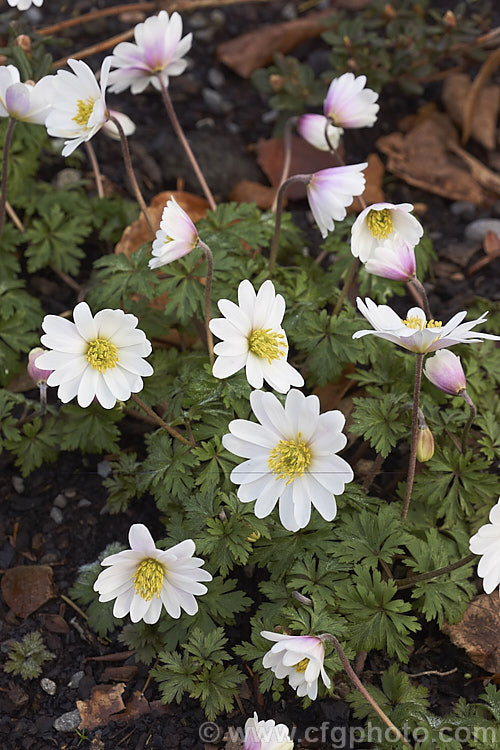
[383,4,397,21]
[424,350,466,396]
[27,348,53,386]
[15,35,31,55]
[443,10,457,28]
[102,110,136,141]
[416,427,434,463]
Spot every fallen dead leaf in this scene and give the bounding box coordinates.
[77,683,126,731]
[229,180,277,209]
[43,613,70,634]
[467,230,500,275]
[442,593,500,673]
[377,112,485,204]
[111,690,151,722]
[100,665,138,683]
[313,365,356,412]
[1,565,56,618]
[349,153,385,213]
[462,47,500,147]
[115,190,209,257]
[447,141,500,195]
[442,73,500,151]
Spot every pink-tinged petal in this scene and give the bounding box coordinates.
[5,83,30,119]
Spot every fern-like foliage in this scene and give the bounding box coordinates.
[5,632,54,680]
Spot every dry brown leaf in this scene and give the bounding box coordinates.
[43,613,70,634]
[77,683,126,731]
[1,565,55,618]
[349,153,385,213]
[447,141,500,195]
[442,73,500,151]
[313,365,356,412]
[442,594,500,673]
[111,690,150,722]
[229,180,277,209]
[115,190,209,257]
[377,112,485,204]
[462,47,500,146]
[100,665,138,683]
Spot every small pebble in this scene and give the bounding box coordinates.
[450,201,476,220]
[49,507,63,525]
[465,218,500,242]
[281,2,297,20]
[189,11,208,29]
[97,460,112,479]
[40,678,56,696]
[40,552,59,564]
[195,117,215,129]
[53,709,81,733]
[195,27,216,44]
[202,87,232,115]
[77,498,91,509]
[207,68,225,89]
[12,476,24,494]
[64,489,77,498]
[54,168,82,190]
[262,110,279,124]
[67,670,84,689]
[53,493,67,509]
[209,9,225,27]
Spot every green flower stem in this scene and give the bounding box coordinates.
[268,174,309,276]
[319,633,413,750]
[131,393,194,447]
[110,115,155,235]
[401,353,424,521]
[271,115,298,213]
[395,553,476,590]
[197,239,215,365]
[0,117,16,243]
[158,77,216,213]
[85,141,104,199]
[407,276,431,319]
[460,390,477,454]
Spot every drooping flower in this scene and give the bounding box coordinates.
[261,632,331,700]
[364,238,417,281]
[108,11,192,95]
[323,72,379,129]
[7,0,43,9]
[351,202,423,263]
[149,196,199,269]
[209,280,303,394]
[94,524,212,624]
[297,113,343,152]
[27,347,53,385]
[222,389,353,532]
[243,713,294,750]
[469,498,500,596]
[306,163,367,238]
[424,350,467,395]
[352,298,500,354]
[0,66,53,123]
[45,58,110,157]
[36,302,153,409]
[102,109,136,140]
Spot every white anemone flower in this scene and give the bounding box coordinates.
[7,0,43,9]
[469,498,500,596]
[353,298,500,354]
[261,632,331,700]
[0,66,53,124]
[243,713,294,750]
[323,72,379,128]
[297,113,343,152]
[424,350,467,396]
[222,389,353,532]
[45,58,110,157]
[306,163,367,238]
[364,238,417,281]
[94,524,212,624]
[209,280,303,394]
[351,202,423,263]
[108,11,192,95]
[36,301,154,409]
[149,196,199,269]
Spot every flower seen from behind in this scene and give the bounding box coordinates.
[223,389,353,532]
[108,11,192,95]
[149,195,199,269]
[307,163,367,238]
[424,350,467,395]
[297,113,343,152]
[243,713,294,750]
[469,498,500,596]
[102,109,136,140]
[323,72,379,129]
[209,279,303,393]
[94,524,212,624]
[351,202,423,263]
[261,632,330,700]
[364,238,416,282]
[353,298,500,354]
[0,65,53,123]
[45,58,110,156]
[36,301,153,409]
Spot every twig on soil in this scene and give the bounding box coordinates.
[60,593,88,620]
[406,667,458,678]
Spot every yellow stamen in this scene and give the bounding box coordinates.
[133,558,164,601]
[73,97,95,127]
[248,328,286,363]
[268,433,311,485]
[86,338,119,373]
[402,317,442,331]
[367,208,393,240]
[294,657,310,674]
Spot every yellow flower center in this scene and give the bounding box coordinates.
[73,97,95,127]
[294,657,310,674]
[247,328,286,363]
[86,338,119,373]
[402,317,442,331]
[133,558,164,601]
[268,433,312,485]
[367,208,393,240]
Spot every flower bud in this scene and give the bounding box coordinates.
[416,427,434,462]
[15,35,31,56]
[443,10,457,29]
[27,347,53,385]
[102,109,136,141]
[423,350,466,396]
[383,4,397,21]
[364,238,417,281]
